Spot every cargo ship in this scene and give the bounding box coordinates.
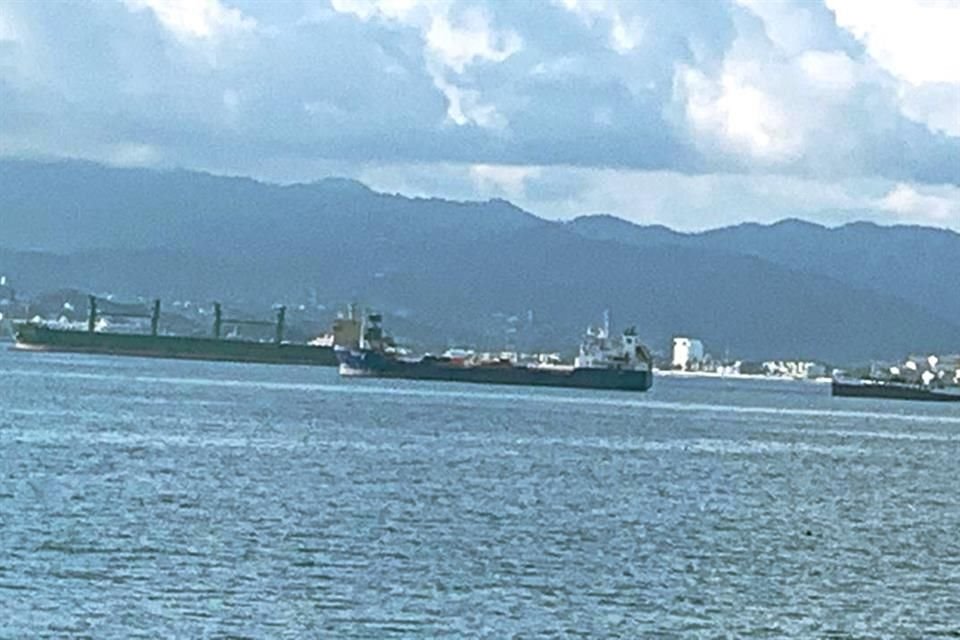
[13,296,362,367]
[831,377,960,402]
[335,313,653,392]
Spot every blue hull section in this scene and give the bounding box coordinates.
[337,349,653,392]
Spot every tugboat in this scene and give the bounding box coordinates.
[335,313,654,392]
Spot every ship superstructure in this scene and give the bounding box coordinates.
[574,315,652,373]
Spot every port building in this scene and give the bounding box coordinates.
[672,337,705,371]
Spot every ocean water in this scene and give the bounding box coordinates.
[3,347,960,637]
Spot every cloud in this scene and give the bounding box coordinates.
[469,163,541,199]
[734,0,845,56]
[826,0,960,86]
[877,183,960,224]
[0,9,18,42]
[825,0,960,137]
[668,1,958,184]
[336,160,960,232]
[898,83,960,138]
[555,0,646,54]
[515,169,885,229]
[434,79,505,128]
[331,0,520,73]
[0,0,958,232]
[122,0,256,41]
[677,64,803,162]
[107,142,164,167]
[424,7,521,73]
[329,0,520,128]
[798,50,859,92]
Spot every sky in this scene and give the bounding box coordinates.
[0,0,958,230]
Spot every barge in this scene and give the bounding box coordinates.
[831,377,960,402]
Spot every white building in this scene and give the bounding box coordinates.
[762,360,827,379]
[880,354,960,385]
[672,337,705,370]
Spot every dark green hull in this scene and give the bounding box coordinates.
[13,323,337,367]
[337,348,654,392]
[831,378,960,402]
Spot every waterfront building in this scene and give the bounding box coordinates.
[762,360,827,379]
[672,337,705,370]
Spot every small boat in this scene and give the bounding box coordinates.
[831,377,960,402]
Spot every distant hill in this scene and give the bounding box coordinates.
[567,214,960,326]
[1,158,958,362]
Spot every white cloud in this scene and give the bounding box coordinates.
[827,0,960,86]
[107,142,163,167]
[877,183,960,224]
[332,0,502,73]
[735,0,830,56]
[826,0,960,137]
[330,0,519,128]
[119,0,257,70]
[433,77,505,128]
[608,13,644,54]
[556,0,646,54]
[0,9,19,42]
[798,50,859,93]
[470,163,541,199]
[677,64,803,162]
[0,0,957,198]
[559,0,646,53]
[422,7,517,126]
[329,0,425,22]
[522,169,960,231]
[196,157,960,234]
[425,8,520,73]
[345,162,903,231]
[122,0,255,40]
[897,83,960,138]
[672,7,879,173]
[0,7,36,85]
[527,169,883,229]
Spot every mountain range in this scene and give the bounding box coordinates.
[1,158,957,363]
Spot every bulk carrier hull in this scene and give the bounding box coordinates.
[831,378,960,402]
[14,323,338,367]
[337,349,653,392]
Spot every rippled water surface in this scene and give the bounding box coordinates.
[3,347,960,637]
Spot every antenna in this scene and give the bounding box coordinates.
[603,308,610,338]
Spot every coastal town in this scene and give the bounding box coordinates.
[7,273,960,388]
[660,336,828,380]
